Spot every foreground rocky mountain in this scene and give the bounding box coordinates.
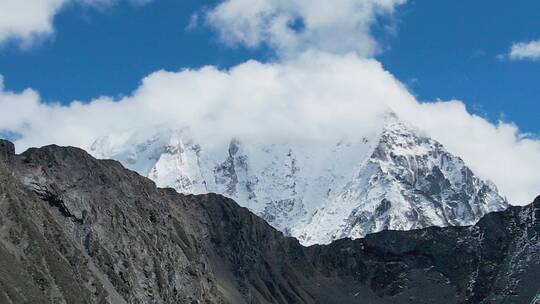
[0,139,538,304]
[90,116,508,245]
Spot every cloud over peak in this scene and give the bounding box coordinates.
[1,51,540,204]
[1,0,539,206]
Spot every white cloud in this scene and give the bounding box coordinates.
[1,51,539,205]
[0,0,538,206]
[204,0,406,57]
[509,40,540,61]
[0,0,151,47]
[0,0,65,47]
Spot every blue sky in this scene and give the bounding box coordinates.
[0,0,538,134]
[0,0,267,102]
[379,0,540,134]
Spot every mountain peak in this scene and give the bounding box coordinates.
[376,117,443,157]
[90,117,508,245]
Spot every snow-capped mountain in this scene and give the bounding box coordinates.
[90,116,508,245]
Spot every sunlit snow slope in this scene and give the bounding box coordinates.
[90,116,508,245]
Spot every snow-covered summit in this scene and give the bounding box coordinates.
[90,116,508,245]
[295,118,507,244]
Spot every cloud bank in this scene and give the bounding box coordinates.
[0,0,539,205]
[1,52,539,204]
[509,39,540,61]
[204,0,406,57]
[0,0,151,47]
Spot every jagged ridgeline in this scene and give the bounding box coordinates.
[0,139,539,304]
[91,116,508,245]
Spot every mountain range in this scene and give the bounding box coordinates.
[0,139,538,303]
[90,116,508,245]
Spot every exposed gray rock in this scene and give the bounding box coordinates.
[0,141,537,303]
[0,139,15,164]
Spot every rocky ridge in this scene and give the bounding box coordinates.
[0,139,538,303]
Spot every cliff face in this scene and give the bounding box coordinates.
[0,140,538,304]
[0,141,223,304]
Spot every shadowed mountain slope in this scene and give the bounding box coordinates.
[0,139,538,304]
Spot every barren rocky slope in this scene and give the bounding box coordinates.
[0,139,538,304]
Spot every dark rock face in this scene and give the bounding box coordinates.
[0,139,15,163]
[0,141,538,304]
